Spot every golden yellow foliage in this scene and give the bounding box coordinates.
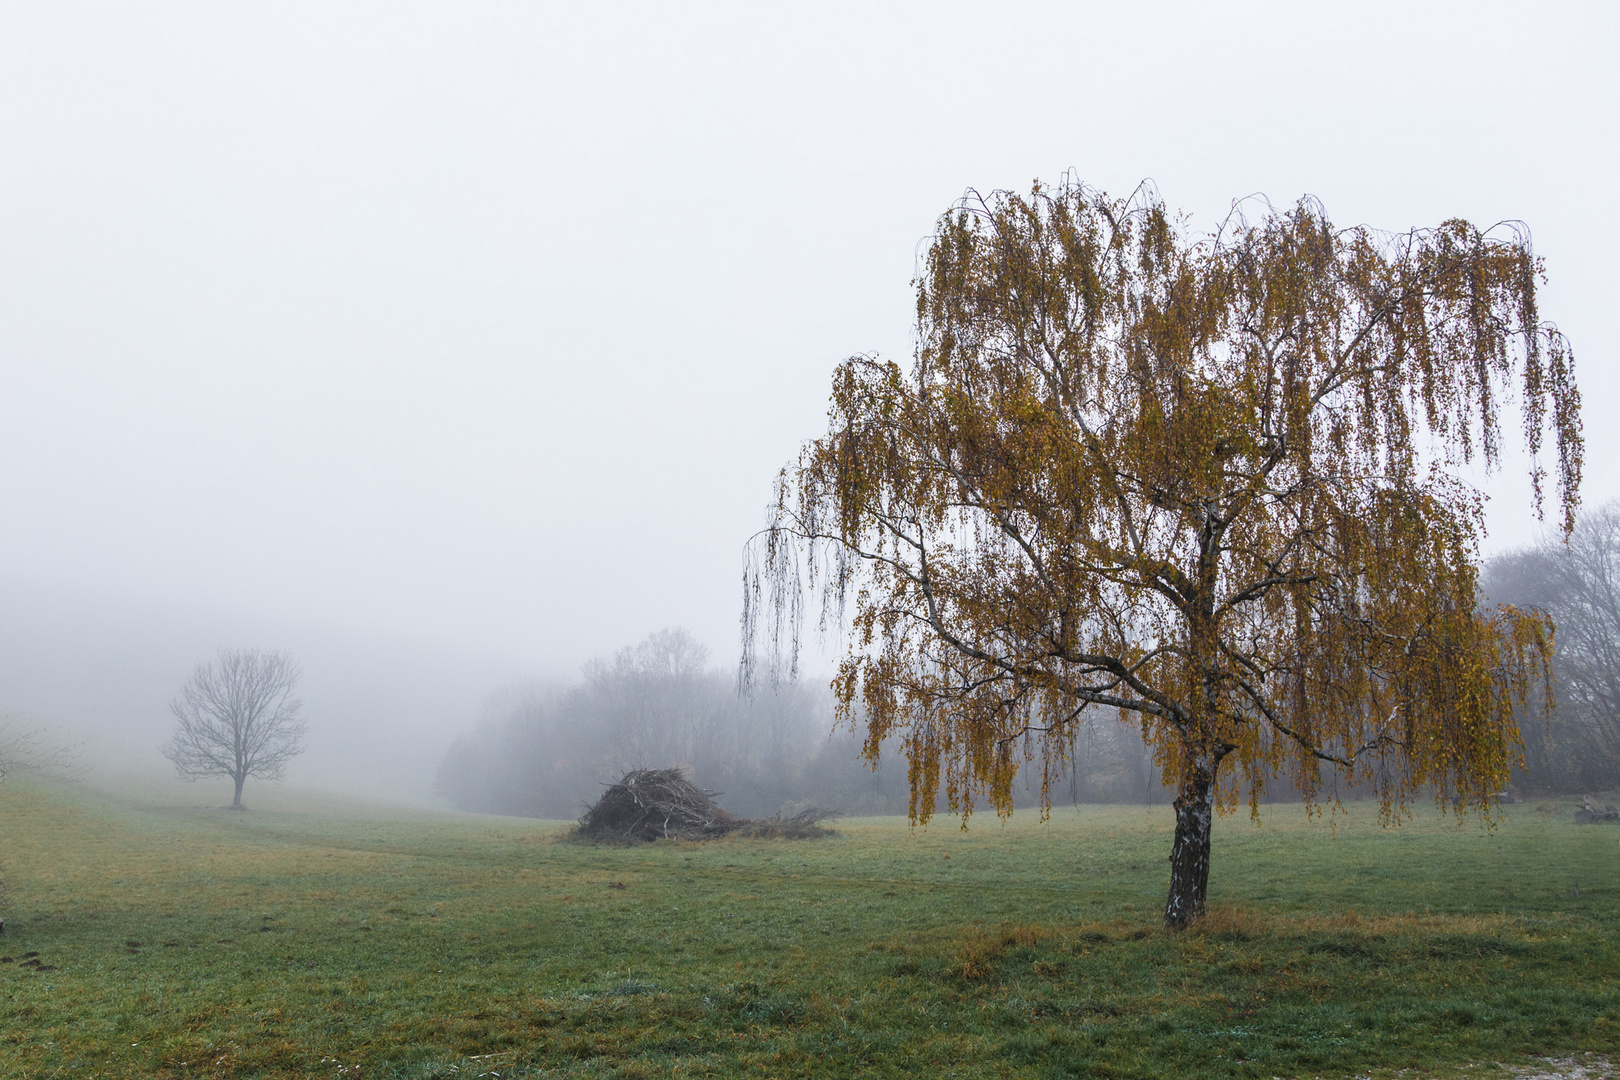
[745,178,1581,926]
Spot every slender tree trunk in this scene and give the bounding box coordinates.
[1170,557,1226,929]
[232,773,245,808]
[1164,757,1218,929]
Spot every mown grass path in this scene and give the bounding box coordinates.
[1,778,1616,1078]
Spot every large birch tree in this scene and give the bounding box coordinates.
[744,178,1582,928]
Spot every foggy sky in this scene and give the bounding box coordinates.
[1,2,1614,794]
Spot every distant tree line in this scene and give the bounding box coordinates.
[434,537,1620,822]
[435,628,909,819]
[434,628,1176,820]
[1485,502,1620,794]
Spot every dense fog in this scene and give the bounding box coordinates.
[0,3,1613,813]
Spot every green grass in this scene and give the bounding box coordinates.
[1,776,1617,1079]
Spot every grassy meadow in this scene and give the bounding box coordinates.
[1,775,1617,1079]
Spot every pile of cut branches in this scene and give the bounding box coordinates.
[572,768,838,843]
[732,807,842,839]
[575,768,736,842]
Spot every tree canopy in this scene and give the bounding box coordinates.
[163,648,307,808]
[745,178,1582,926]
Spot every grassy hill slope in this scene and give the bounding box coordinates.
[1,777,1616,1078]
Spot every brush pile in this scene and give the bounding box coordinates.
[733,806,843,839]
[573,768,839,843]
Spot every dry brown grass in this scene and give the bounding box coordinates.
[1189,905,1523,941]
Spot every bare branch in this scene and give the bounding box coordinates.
[162,649,307,807]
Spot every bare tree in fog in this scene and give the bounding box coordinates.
[0,717,79,784]
[1486,503,1620,791]
[162,649,307,808]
